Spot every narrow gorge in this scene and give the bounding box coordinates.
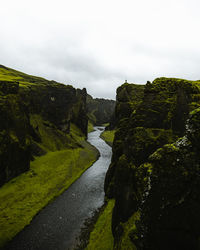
[4,127,112,250]
[0,65,200,250]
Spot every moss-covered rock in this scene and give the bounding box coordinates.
[0,83,31,186]
[105,78,200,249]
[115,82,145,123]
[136,111,200,249]
[0,65,89,187]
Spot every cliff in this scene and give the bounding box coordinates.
[87,94,115,125]
[105,78,200,249]
[0,65,88,187]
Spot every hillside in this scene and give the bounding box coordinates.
[0,65,99,247]
[0,65,91,186]
[104,78,200,249]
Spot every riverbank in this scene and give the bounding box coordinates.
[86,199,115,250]
[0,137,99,248]
[74,129,115,250]
[74,199,115,250]
[100,129,115,147]
[2,127,112,250]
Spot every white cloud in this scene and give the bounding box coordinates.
[0,0,200,99]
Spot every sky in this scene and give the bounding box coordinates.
[0,0,200,99]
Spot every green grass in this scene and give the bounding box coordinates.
[0,141,99,248]
[86,199,115,250]
[117,212,139,250]
[86,200,139,250]
[0,65,53,86]
[102,123,109,127]
[100,130,115,146]
[88,121,95,133]
[0,64,102,248]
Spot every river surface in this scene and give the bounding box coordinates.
[5,127,112,250]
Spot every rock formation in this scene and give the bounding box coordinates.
[0,65,88,186]
[105,78,200,249]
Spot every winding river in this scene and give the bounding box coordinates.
[5,127,112,250]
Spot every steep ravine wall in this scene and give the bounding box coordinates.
[105,78,200,249]
[0,66,88,187]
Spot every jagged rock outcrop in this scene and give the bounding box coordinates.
[105,82,145,198]
[0,65,88,187]
[136,109,200,250]
[105,78,200,249]
[87,94,115,125]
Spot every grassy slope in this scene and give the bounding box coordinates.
[100,130,115,147]
[0,132,98,248]
[0,65,57,87]
[86,200,115,250]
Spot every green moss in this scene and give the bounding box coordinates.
[117,212,140,250]
[0,140,99,248]
[30,115,84,153]
[189,107,200,116]
[86,199,115,250]
[88,121,95,133]
[100,130,115,146]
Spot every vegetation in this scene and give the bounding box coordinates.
[105,78,200,249]
[0,132,98,248]
[0,65,89,187]
[0,65,100,247]
[0,65,61,87]
[88,121,94,133]
[86,200,115,250]
[100,129,115,146]
[116,212,139,250]
[86,94,115,125]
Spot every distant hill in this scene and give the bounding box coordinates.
[87,94,115,126]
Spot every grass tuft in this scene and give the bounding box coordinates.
[100,130,115,146]
[86,199,115,250]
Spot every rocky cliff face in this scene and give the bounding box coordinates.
[87,94,115,125]
[105,78,200,249]
[0,80,31,186]
[0,65,88,187]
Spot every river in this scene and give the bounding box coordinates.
[4,127,112,250]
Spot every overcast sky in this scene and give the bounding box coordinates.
[0,0,200,99]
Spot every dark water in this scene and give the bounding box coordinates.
[5,127,112,250]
